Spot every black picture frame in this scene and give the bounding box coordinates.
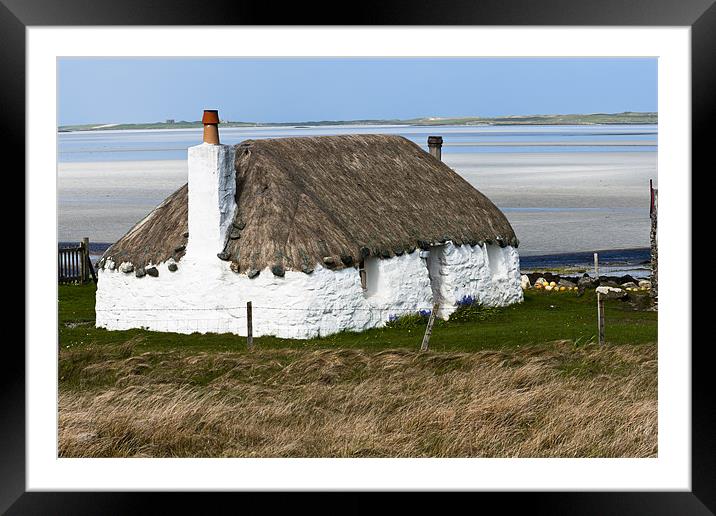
[6,0,711,513]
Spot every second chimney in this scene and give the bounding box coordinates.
[427,136,443,161]
[202,109,220,144]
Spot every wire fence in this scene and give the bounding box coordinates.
[68,302,449,346]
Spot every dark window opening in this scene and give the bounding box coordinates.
[359,260,367,290]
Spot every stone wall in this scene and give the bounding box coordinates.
[96,243,522,339]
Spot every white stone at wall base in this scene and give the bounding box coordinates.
[520,275,531,290]
[96,242,523,339]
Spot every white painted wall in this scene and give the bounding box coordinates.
[96,252,436,339]
[96,243,522,339]
[429,242,523,318]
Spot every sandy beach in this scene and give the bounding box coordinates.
[58,150,656,257]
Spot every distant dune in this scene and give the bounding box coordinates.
[59,112,658,132]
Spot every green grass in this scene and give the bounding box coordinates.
[59,283,656,354]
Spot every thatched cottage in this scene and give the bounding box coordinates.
[96,110,522,339]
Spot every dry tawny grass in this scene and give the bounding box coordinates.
[59,341,656,458]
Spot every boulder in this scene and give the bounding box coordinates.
[596,285,626,300]
[578,276,596,288]
[520,275,531,290]
[638,280,652,289]
[559,279,576,288]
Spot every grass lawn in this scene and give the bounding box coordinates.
[59,283,656,353]
[58,283,657,458]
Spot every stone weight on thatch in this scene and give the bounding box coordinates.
[271,265,285,277]
[323,256,335,266]
[230,261,240,273]
[217,251,231,261]
[168,263,178,272]
[247,268,260,279]
[146,267,159,277]
[380,249,391,259]
[229,227,241,240]
[394,247,404,256]
[174,244,186,253]
[360,247,370,259]
[182,231,189,238]
[340,254,354,266]
[302,265,314,274]
[233,220,246,230]
[119,263,134,274]
[135,267,146,278]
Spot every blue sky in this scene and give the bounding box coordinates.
[58,58,657,125]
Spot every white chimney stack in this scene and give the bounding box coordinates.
[185,109,236,263]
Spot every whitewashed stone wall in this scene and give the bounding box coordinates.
[96,252,435,339]
[96,243,522,339]
[427,242,523,319]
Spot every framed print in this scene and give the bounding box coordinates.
[5,0,713,513]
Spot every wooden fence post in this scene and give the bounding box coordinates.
[81,237,90,283]
[597,292,605,346]
[420,303,440,352]
[594,252,599,279]
[246,301,253,349]
[650,179,658,308]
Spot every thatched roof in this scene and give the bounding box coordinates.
[102,134,517,272]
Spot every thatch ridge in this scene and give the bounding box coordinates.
[102,134,517,271]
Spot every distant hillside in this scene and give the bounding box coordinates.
[59,112,657,132]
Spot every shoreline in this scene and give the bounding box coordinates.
[61,241,651,279]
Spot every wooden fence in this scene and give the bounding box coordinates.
[58,237,97,285]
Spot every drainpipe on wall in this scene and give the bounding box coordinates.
[185,109,237,263]
[427,136,443,161]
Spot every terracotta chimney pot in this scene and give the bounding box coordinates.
[202,109,220,144]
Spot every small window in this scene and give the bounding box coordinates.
[359,260,367,290]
